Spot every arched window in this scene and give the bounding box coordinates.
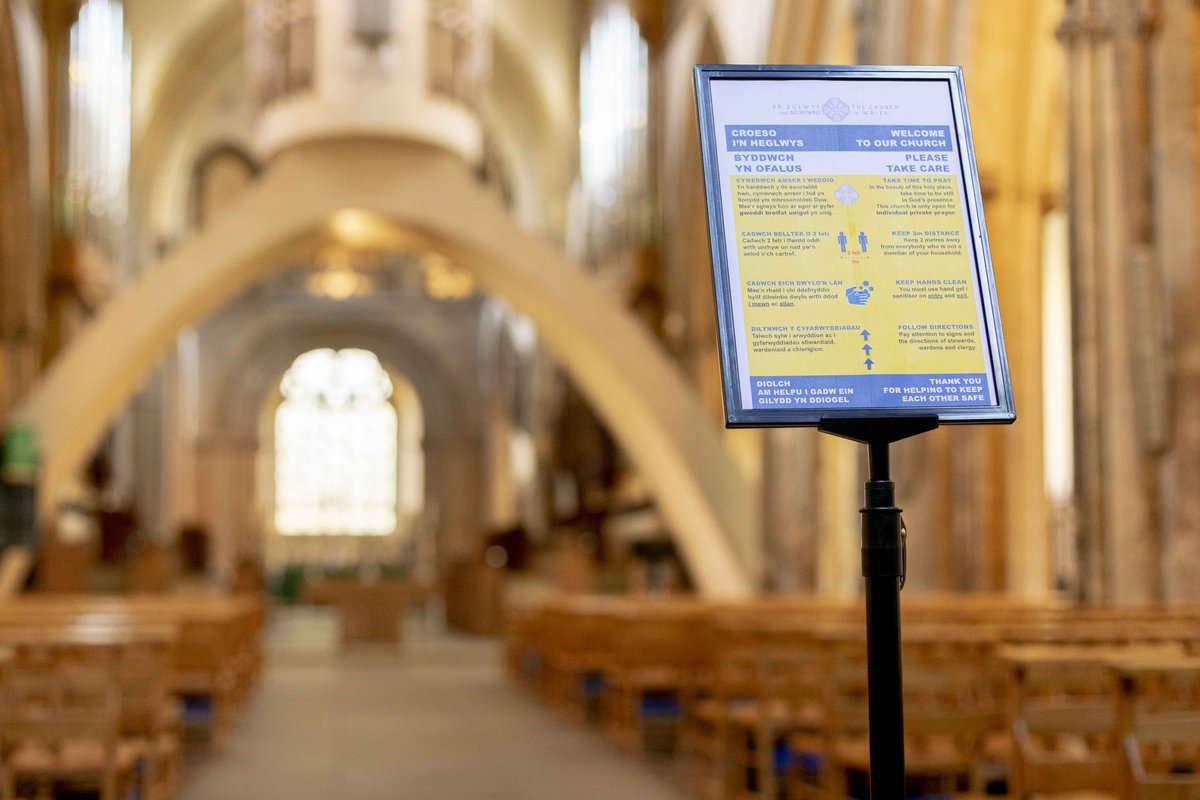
[274,348,397,535]
[64,0,131,256]
[577,0,649,261]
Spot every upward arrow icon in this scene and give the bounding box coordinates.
[860,329,871,341]
[864,358,875,371]
[862,344,873,356]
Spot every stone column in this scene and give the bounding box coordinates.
[850,0,1018,596]
[423,432,487,568]
[1155,0,1200,601]
[1060,0,1180,604]
[0,0,44,422]
[195,436,259,586]
[131,370,167,539]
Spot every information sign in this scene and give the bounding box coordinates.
[695,65,1014,426]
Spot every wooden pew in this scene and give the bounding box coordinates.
[0,595,266,750]
[1,670,136,800]
[601,598,714,752]
[536,596,620,722]
[0,621,179,800]
[502,604,546,691]
[695,608,856,800]
[1003,643,1185,800]
[818,626,999,799]
[1114,657,1200,800]
[500,594,1200,800]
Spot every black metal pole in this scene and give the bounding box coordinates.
[862,439,905,798]
[818,415,936,800]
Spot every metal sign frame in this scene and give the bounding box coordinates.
[695,64,1015,428]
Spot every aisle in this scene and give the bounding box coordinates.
[179,606,690,800]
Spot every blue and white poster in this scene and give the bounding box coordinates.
[695,65,1014,427]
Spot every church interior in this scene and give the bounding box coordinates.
[1,0,1199,798]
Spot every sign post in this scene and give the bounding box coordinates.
[694,65,1015,797]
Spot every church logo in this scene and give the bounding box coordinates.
[822,97,851,122]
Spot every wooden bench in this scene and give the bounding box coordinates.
[0,594,265,751]
[1003,644,1193,800]
[599,598,715,752]
[501,595,1200,800]
[1114,657,1200,800]
[502,604,546,690]
[692,608,856,800]
[536,596,620,721]
[0,620,180,800]
[1,670,138,800]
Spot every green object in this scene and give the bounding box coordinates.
[1,424,37,483]
[273,566,305,603]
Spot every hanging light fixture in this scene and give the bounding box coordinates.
[353,0,393,50]
[422,252,475,300]
[308,248,366,300]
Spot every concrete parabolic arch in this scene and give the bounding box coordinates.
[13,139,757,597]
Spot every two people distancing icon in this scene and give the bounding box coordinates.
[837,230,869,253]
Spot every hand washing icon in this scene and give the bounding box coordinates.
[845,281,874,306]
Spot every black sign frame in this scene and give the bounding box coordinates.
[695,64,1015,428]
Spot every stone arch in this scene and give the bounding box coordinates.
[206,320,483,550]
[14,139,756,597]
[188,142,262,229]
[179,317,487,582]
[131,0,245,237]
[206,326,478,575]
[208,320,471,442]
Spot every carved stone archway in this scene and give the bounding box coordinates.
[14,139,758,597]
[203,321,484,579]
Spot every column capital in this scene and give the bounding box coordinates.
[1056,3,1158,44]
[1056,6,1112,43]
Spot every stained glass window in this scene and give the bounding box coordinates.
[578,0,649,259]
[275,348,397,535]
[65,0,131,258]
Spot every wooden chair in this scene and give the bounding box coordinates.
[0,624,179,799]
[817,638,996,799]
[173,616,238,750]
[895,662,995,798]
[1006,650,1122,800]
[0,670,144,800]
[728,639,826,800]
[539,602,616,723]
[602,604,709,752]
[114,638,181,800]
[689,621,762,799]
[689,604,858,799]
[1123,713,1200,800]
[785,631,870,800]
[1116,658,1200,800]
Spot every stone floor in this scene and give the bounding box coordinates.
[179,606,691,800]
